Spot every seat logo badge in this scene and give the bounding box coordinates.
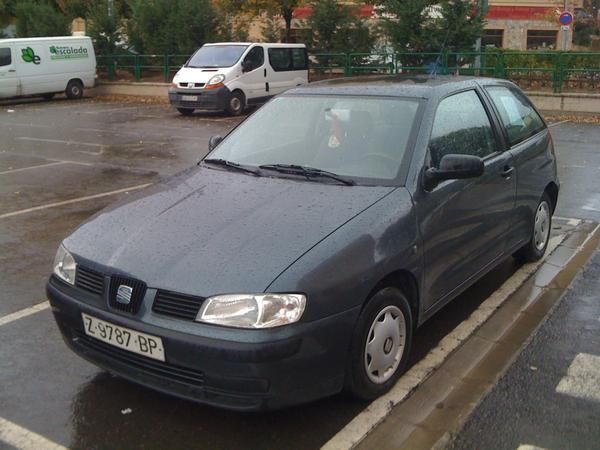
[116,285,133,305]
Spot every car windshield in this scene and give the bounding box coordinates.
[186,45,248,68]
[207,95,420,183]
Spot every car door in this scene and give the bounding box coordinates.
[484,85,552,252]
[415,89,517,310]
[0,46,18,98]
[239,45,267,102]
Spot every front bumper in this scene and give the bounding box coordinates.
[168,86,232,111]
[47,277,359,411]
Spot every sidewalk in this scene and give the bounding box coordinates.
[449,248,600,450]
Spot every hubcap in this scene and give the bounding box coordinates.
[534,201,550,251]
[364,305,406,384]
[230,97,241,111]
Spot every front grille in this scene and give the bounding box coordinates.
[74,331,204,386]
[178,82,205,88]
[153,290,205,321]
[108,276,147,314]
[76,266,104,296]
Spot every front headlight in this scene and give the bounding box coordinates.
[53,244,77,285]
[196,294,306,329]
[206,74,225,89]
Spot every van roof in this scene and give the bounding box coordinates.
[0,36,91,44]
[204,42,306,48]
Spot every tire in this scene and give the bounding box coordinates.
[177,108,194,116]
[514,192,553,262]
[226,90,245,116]
[65,80,83,100]
[346,287,413,400]
[42,93,55,100]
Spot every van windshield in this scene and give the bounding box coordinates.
[186,45,249,68]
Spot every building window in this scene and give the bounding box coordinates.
[482,29,504,48]
[527,30,558,50]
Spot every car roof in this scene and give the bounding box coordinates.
[285,75,512,100]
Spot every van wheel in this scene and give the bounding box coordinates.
[177,108,194,116]
[226,91,245,116]
[65,80,83,100]
[514,192,553,262]
[42,93,55,100]
[346,287,413,400]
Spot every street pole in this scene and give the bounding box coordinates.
[474,0,489,74]
[563,0,569,50]
[108,0,113,18]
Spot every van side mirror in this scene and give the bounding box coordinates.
[208,135,224,151]
[423,154,484,191]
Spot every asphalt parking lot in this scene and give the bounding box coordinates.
[1,97,599,449]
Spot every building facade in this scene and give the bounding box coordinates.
[483,0,584,50]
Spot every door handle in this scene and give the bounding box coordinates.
[8,69,16,72]
[501,166,514,178]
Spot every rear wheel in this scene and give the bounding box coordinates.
[226,90,245,116]
[65,80,83,99]
[177,108,194,116]
[514,192,553,262]
[346,287,413,400]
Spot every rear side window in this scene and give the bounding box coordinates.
[486,86,546,146]
[268,48,307,72]
[429,90,498,167]
[0,48,11,67]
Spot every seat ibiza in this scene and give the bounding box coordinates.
[47,76,559,411]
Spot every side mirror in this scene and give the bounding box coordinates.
[208,135,224,151]
[242,60,253,72]
[423,154,484,191]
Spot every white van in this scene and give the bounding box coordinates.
[169,42,308,116]
[0,36,96,100]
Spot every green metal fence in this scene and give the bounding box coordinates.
[97,50,600,93]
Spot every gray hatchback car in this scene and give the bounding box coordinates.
[47,75,559,411]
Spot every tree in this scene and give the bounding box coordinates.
[376,0,485,52]
[128,0,216,54]
[86,0,122,54]
[261,11,282,42]
[15,0,70,37]
[308,0,374,52]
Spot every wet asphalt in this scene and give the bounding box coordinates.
[0,96,599,449]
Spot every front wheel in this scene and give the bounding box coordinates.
[65,80,83,99]
[346,287,413,400]
[514,192,553,262]
[226,91,245,116]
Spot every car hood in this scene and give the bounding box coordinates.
[65,166,395,296]
[174,67,232,85]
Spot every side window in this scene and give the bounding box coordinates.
[486,86,546,146]
[0,48,12,67]
[243,46,264,71]
[268,48,292,71]
[429,90,498,168]
[291,48,307,70]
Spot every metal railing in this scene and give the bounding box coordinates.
[96,50,600,93]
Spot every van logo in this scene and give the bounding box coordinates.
[116,285,133,305]
[21,47,41,65]
[49,45,89,60]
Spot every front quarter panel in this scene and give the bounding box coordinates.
[267,188,420,323]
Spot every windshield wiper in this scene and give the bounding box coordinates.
[259,164,355,186]
[203,158,261,176]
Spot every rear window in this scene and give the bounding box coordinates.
[268,48,307,72]
[486,86,546,146]
[0,48,11,67]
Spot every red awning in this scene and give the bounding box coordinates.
[486,6,556,20]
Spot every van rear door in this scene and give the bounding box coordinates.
[0,46,18,98]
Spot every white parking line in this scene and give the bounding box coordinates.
[0,302,50,327]
[84,106,142,114]
[0,416,68,450]
[322,229,586,450]
[0,161,69,175]
[15,137,104,148]
[0,183,152,219]
[517,445,550,450]
[556,353,600,402]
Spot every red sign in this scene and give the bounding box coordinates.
[559,12,574,26]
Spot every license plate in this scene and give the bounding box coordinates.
[181,95,198,101]
[81,313,165,362]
